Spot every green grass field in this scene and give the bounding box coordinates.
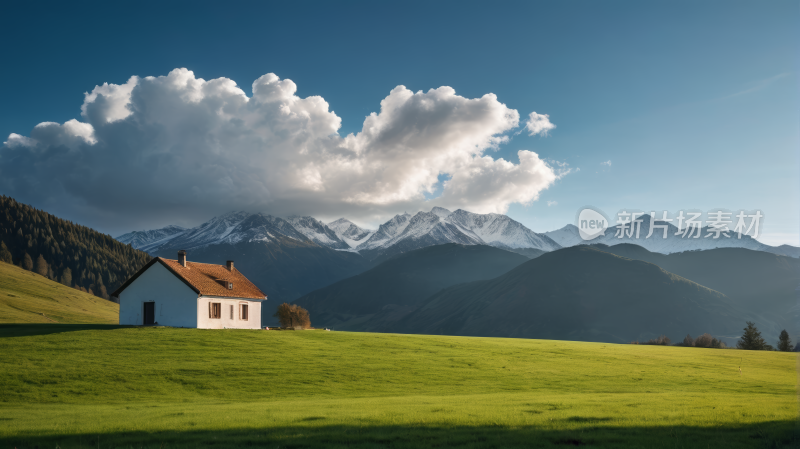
[0,325,796,448]
[0,262,118,324]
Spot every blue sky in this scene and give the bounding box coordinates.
[0,0,797,245]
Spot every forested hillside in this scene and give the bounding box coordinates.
[0,196,150,300]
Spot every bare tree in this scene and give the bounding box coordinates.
[0,242,11,264]
[35,255,48,277]
[22,252,33,271]
[694,333,713,348]
[273,303,312,329]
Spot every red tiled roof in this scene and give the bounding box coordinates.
[112,258,266,300]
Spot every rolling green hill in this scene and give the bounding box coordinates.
[391,246,747,343]
[0,326,795,448]
[590,243,800,341]
[0,261,118,323]
[0,195,151,300]
[295,244,529,330]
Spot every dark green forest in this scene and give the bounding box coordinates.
[0,196,151,301]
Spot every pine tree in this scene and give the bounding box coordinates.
[0,195,151,300]
[35,255,48,277]
[22,253,33,271]
[682,334,694,347]
[737,322,772,350]
[777,330,793,352]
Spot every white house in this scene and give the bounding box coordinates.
[113,250,267,329]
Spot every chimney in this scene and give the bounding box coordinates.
[178,250,187,267]
[226,260,234,272]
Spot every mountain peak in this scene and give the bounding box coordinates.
[430,207,452,219]
[286,216,350,250]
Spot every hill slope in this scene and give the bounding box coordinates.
[0,261,118,323]
[0,327,794,448]
[588,243,800,341]
[391,246,745,343]
[0,195,151,299]
[295,244,529,331]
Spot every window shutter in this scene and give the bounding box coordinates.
[208,301,212,318]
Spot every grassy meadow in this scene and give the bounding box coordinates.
[0,325,797,448]
[0,262,118,324]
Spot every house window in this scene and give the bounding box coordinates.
[209,302,221,319]
[230,304,234,320]
[240,304,248,321]
[228,282,233,290]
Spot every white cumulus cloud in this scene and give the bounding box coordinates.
[0,68,564,232]
[601,160,612,166]
[523,111,556,136]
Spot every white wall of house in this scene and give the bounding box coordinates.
[197,296,262,329]
[118,262,199,327]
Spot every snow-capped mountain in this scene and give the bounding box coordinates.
[115,225,187,253]
[287,216,350,250]
[545,215,774,254]
[356,213,413,252]
[353,208,560,260]
[121,211,318,253]
[446,209,561,251]
[543,224,584,248]
[327,218,375,248]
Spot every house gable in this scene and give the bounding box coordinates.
[117,261,200,327]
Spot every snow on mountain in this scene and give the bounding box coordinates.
[356,213,413,251]
[392,211,480,246]
[119,211,318,253]
[152,211,253,251]
[115,225,187,253]
[229,213,312,245]
[430,207,453,219]
[354,208,560,259]
[446,209,562,251]
[286,216,350,250]
[355,211,478,259]
[547,214,776,254]
[327,218,375,248]
[543,224,583,248]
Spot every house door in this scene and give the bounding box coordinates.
[143,302,155,325]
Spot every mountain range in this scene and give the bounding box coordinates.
[587,243,800,340]
[294,244,531,330]
[544,214,797,257]
[389,246,746,343]
[119,208,797,263]
[296,244,763,344]
[115,209,562,313]
[116,208,799,327]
